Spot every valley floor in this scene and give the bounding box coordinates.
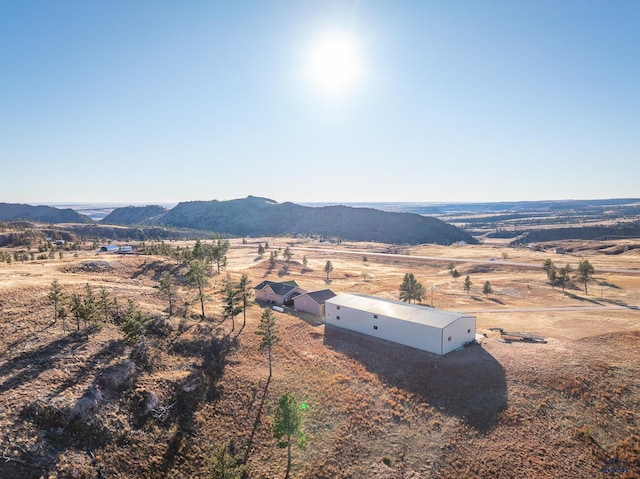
[1,238,639,478]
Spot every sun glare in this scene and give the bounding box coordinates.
[306,31,364,98]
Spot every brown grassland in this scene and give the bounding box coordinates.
[1,235,639,478]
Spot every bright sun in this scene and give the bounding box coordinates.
[306,31,364,98]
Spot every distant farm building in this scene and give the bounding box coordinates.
[254,280,306,306]
[119,245,133,253]
[293,289,336,316]
[99,245,119,253]
[325,294,476,356]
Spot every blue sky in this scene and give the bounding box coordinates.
[1,1,638,205]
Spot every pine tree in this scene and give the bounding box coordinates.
[577,259,595,295]
[98,287,112,324]
[47,279,65,327]
[185,259,211,320]
[557,264,571,292]
[237,273,253,329]
[208,441,245,479]
[463,275,472,297]
[399,273,426,304]
[221,274,242,333]
[256,309,280,380]
[542,259,556,281]
[158,271,177,317]
[324,260,333,281]
[273,393,306,479]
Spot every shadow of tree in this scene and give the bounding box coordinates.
[131,260,183,283]
[564,292,603,305]
[601,281,622,290]
[49,339,126,398]
[0,332,87,395]
[324,327,507,433]
[601,298,639,309]
[243,377,271,465]
[158,333,233,473]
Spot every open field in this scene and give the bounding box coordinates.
[1,237,639,478]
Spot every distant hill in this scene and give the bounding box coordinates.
[102,196,476,245]
[511,222,640,245]
[101,205,168,225]
[0,203,93,224]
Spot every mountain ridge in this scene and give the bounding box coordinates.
[0,202,93,224]
[100,196,476,245]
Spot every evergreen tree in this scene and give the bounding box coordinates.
[237,273,253,329]
[256,308,280,380]
[208,442,245,479]
[557,264,571,292]
[158,271,177,317]
[221,274,242,333]
[577,259,595,295]
[185,259,211,320]
[121,299,151,346]
[483,280,492,295]
[98,287,112,324]
[47,279,65,327]
[268,251,278,270]
[69,293,84,331]
[273,393,306,479]
[542,258,556,281]
[212,239,230,274]
[463,275,472,297]
[398,273,427,304]
[83,283,99,327]
[324,260,333,281]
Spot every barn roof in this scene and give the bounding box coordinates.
[326,293,473,328]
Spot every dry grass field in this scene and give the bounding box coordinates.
[1,236,639,478]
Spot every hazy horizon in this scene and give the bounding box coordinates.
[2,2,639,204]
[27,195,640,209]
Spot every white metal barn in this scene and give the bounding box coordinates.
[325,293,476,356]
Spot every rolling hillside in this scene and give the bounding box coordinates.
[0,203,93,224]
[102,196,477,245]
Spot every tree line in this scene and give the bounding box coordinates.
[543,258,595,294]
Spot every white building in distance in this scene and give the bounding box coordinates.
[325,293,476,356]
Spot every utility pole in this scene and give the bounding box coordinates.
[431,284,434,307]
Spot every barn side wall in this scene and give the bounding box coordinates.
[442,316,476,355]
[325,302,443,355]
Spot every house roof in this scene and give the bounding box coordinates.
[254,280,300,296]
[326,293,473,329]
[302,289,336,305]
